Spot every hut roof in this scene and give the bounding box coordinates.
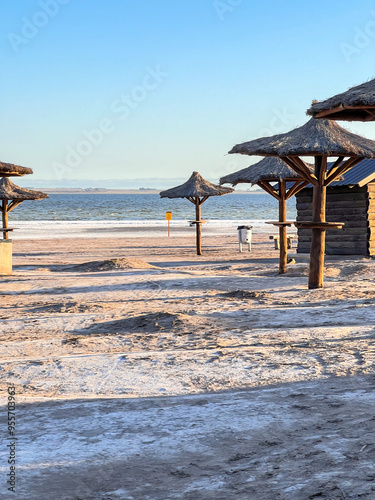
[160,171,234,199]
[0,178,49,200]
[306,79,375,121]
[229,118,375,158]
[219,157,313,186]
[0,161,33,177]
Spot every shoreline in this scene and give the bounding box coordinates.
[22,188,264,195]
[8,219,297,239]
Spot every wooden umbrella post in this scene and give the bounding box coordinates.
[308,156,327,289]
[2,199,8,240]
[187,195,210,256]
[160,172,233,257]
[195,197,202,256]
[278,180,287,274]
[258,177,305,274]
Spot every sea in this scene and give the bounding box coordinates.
[9,193,297,239]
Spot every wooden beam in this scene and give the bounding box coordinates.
[281,156,318,185]
[2,200,8,240]
[285,180,308,200]
[363,109,375,120]
[325,156,355,185]
[314,105,345,118]
[280,156,307,180]
[315,104,375,119]
[200,195,209,205]
[257,180,281,200]
[289,156,319,185]
[325,157,364,186]
[7,200,23,212]
[324,156,345,182]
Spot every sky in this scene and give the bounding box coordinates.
[1,0,375,188]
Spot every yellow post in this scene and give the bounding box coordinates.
[166,211,172,237]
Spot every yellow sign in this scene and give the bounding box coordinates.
[166,211,172,221]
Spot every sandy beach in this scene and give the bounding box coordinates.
[0,228,374,499]
[3,1,375,498]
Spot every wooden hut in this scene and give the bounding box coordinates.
[296,159,375,256]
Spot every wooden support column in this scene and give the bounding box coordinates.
[2,200,8,240]
[308,157,327,289]
[279,180,287,274]
[195,197,202,256]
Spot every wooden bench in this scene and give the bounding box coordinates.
[269,234,294,250]
[188,220,207,226]
[1,228,14,240]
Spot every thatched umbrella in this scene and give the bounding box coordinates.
[229,118,375,289]
[307,79,375,121]
[0,161,33,177]
[220,157,311,273]
[160,171,233,255]
[0,178,48,239]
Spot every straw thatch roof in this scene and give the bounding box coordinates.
[220,157,313,186]
[307,79,375,121]
[160,171,234,198]
[0,161,33,177]
[229,118,375,158]
[0,178,48,200]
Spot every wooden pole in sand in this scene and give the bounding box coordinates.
[166,211,172,237]
[195,197,202,256]
[281,154,364,288]
[2,200,8,240]
[308,156,327,289]
[259,179,303,274]
[279,180,287,274]
[187,195,209,256]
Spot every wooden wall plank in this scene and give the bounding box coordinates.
[296,184,371,256]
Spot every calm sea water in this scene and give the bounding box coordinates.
[11,193,297,221]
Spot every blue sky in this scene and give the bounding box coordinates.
[1,0,375,188]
